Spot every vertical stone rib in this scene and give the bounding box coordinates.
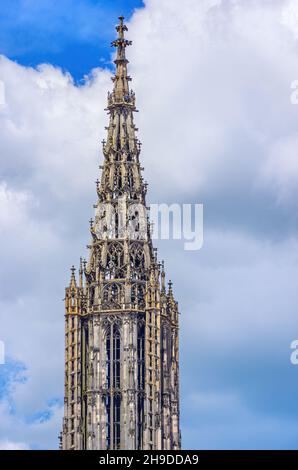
[62,16,181,451]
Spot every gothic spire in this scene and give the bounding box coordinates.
[62,17,181,451]
[110,16,133,104]
[100,16,143,202]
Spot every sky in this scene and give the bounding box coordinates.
[1,0,298,450]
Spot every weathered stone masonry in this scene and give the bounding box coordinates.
[61,16,181,451]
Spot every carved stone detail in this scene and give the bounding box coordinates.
[62,17,180,452]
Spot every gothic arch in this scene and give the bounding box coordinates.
[105,242,125,279]
[105,322,121,450]
[130,242,146,280]
[131,283,145,309]
[102,282,123,309]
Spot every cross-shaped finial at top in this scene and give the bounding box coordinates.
[111,16,132,57]
[116,16,128,40]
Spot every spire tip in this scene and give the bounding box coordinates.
[115,15,128,40]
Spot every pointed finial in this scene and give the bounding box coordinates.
[116,16,127,40]
[79,257,83,288]
[112,16,131,48]
[70,265,77,287]
[161,260,166,292]
[108,16,135,107]
[82,258,87,277]
[168,279,173,296]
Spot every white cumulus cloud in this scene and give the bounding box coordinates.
[1,0,298,449]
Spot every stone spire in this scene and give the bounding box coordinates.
[100,16,144,211]
[62,17,181,451]
[111,16,133,102]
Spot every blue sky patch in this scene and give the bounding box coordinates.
[0,0,144,80]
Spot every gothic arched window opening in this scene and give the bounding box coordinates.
[130,243,146,280]
[105,242,125,279]
[102,282,122,309]
[137,324,145,449]
[131,283,145,309]
[105,324,121,450]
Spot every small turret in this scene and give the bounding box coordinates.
[70,265,76,288]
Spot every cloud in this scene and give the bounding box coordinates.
[261,135,298,203]
[0,397,63,450]
[128,0,298,235]
[281,0,298,38]
[183,391,298,449]
[0,440,29,450]
[0,57,111,447]
[0,0,298,449]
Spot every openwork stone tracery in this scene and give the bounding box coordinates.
[62,17,180,450]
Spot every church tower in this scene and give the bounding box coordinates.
[62,16,181,450]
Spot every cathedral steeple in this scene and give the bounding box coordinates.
[62,17,181,451]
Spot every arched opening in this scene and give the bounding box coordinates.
[105,242,125,279]
[137,324,145,449]
[130,243,146,280]
[105,324,121,450]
